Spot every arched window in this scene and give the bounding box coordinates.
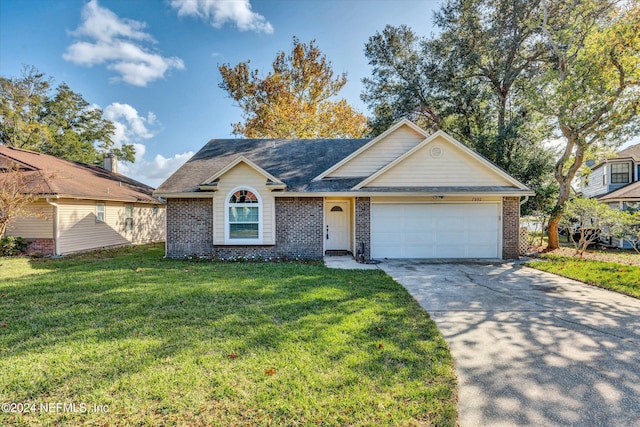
[225,187,262,243]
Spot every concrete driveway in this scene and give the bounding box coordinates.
[378,260,640,427]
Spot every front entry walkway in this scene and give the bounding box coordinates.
[378,260,640,427]
[323,256,379,270]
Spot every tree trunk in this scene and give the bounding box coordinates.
[547,212,561,250]
[547,132,584,250]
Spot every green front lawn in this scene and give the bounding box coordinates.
[0,244,457,426]
[526,254,640,298]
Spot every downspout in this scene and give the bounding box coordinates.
[520,196,529,206]
[45,197,60,256]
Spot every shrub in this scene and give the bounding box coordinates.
[0,236,28,256]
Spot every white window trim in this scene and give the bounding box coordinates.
[610,162,631,184]
[224,186,263,245]
[96,202,105,223]
[124,203,134,232]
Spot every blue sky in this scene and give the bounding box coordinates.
[1,0,443,186]
[2,0,636,187]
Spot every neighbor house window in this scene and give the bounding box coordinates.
[96,203,105,223]
[225,187,262,243]
[124,204,134,231]
[611,163,630,184]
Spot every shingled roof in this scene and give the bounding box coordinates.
[599,180,640,201]
[613,143,640,162]
[155,138,371,193]
[0,146,159,204]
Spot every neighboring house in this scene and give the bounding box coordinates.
[580,143,640,200]
[0,147,165,256]
[154,119,533,260]
[578,143,640,248]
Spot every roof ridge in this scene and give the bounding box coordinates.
[8,147,41,154]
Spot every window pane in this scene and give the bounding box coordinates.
[612,163,629,173]
[229,206,258,222]
[229,190,258,203]
[230,223,259,239]
[96,204,105,222]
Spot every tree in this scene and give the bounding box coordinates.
[0,164,41,238]
[535,0,640,249]
[0,66,135,164]
[620,210,640,254]
[218,37,369,138]
[0,65,51,151]
[361,1,555,199]
[559,197,626,255]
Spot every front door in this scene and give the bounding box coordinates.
[325,201,349,251]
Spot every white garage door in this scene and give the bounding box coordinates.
[371,203,500,258]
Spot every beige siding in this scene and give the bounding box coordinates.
[213,162,275,245]
[131,205,165,244]
[57,200,165,255]
[328,125,425,177]
[5,201,53,238]
[366,136,512,187]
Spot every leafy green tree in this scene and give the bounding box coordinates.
[362,1,554,199]
[535,0,640,249]
[0,65,51,151]
[218,37,369,138]
[619,210,640,254]
[559,197,626,255]
[0,66,135,164]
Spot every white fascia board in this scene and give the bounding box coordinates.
[274,190,535,197]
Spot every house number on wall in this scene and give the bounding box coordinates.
[472,197,482,202]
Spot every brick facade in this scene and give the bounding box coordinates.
[166,197,324,259]
[166,198,213,257]
[502,196,520,259]
[25,238,55,256]
[166,195,519,260]
[354,197,371,260]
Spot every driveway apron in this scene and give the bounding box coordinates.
[378,260,640,427]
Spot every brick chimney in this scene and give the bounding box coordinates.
[103,154,118,173]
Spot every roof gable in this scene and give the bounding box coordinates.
[355,130,529,190]
[314,119,428,180]
[200,156,285,188]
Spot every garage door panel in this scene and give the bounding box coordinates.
[435,245,465,258]
[437,217,465,229]
[371,203,499,259]
[436,230,465,243]
[467,245,497,258]
[371,231,403,245]
[468,230,498,241]
[405,231,436,244]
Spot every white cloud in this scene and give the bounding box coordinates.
[102,102,192,187]
[104,102,158,147]
[64,0,184,86]
[170,0,273,33]
[119,151,194,187]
